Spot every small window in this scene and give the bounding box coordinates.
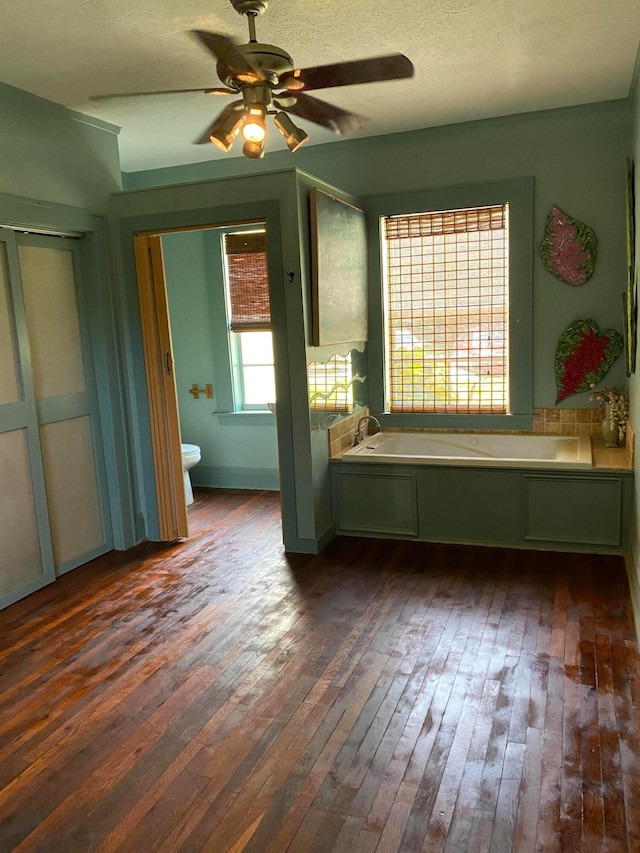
[308,354,354,412]
[383,204,509,414]
[223,230,275,410]
[233,330,276,407]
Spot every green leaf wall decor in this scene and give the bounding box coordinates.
[555,319,622,402]
[540,205,597,286]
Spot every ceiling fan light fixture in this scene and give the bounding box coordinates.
[274,111,308,152]
[243,138,265,159]
[209,109,243,152]
[92,0,416,164]
[242,104,267,143]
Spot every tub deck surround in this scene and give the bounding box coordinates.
[342,431,593,470]
[327,407,631,460]
[592,437,634,471]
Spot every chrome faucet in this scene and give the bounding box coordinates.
[353,415,381,446]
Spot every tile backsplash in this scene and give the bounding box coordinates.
[531,407,604,437]
[327,409,369,458]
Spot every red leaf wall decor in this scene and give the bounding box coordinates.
[555,319,623,402]
[540,205,597,286]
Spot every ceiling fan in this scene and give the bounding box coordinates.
[92,0,414,159]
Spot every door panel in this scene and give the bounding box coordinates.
[17,235,112,577]
[40,416,103,565]
[19,245,86,399]
[133,234,188,540]
[0,429,44,597]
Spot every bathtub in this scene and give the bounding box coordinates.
[342,431,593,469]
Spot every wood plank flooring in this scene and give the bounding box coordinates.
[1,487,640,852]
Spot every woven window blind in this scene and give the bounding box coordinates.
[308,354,353,412]
[224,232,271,331]
[384,204,509,414]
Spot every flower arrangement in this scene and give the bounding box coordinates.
[589,385,629,443]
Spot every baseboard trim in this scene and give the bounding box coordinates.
[316,523,336,552]
[192,464,280,491]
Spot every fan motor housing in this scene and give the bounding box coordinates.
[219,42,294,87]
[230,0,269,17]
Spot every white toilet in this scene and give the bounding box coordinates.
[181,443,201,506]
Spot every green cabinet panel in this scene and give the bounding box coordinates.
[421,468,521,544]
[523,475,622,546]
[334,471,418,536]
[331,460,633,553]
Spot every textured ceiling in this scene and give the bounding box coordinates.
[0,0,638,173]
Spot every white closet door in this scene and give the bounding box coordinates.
[18,237,111,575]
[0,236,55,606]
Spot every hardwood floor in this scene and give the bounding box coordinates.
[1,487,640,852]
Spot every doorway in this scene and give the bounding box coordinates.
[133,221,281,542]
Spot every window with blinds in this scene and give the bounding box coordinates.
[224,232,270,331]
[383,204,509,414]
[223,230,275,408]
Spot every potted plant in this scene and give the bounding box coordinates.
[589,385,628,447]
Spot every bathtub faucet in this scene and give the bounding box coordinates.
[354,415,381,446]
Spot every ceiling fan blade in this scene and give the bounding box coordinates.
[279,53,413,92]
[90,87,235,101]
[191,30,262,84]
[281,92,368,135]
[194,102,243,145]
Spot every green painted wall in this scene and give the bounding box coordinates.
[124,100,631,411]
[161,229,279,489]
[118,101,633,554]
[0,82,121,211]
[0,81,631,566]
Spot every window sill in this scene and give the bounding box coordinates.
[213,411,276,426]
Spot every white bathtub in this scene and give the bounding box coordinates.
[342,431,593,469]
